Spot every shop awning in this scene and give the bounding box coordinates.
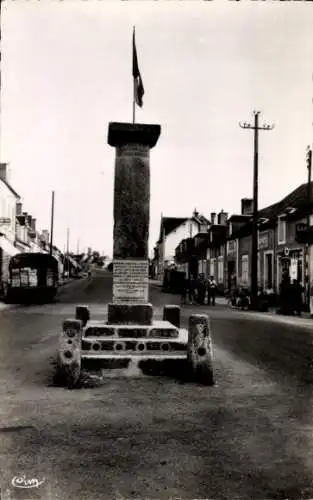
[0,236,20,257]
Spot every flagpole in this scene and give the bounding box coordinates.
[132,25,136,124]
[133,79,136,124]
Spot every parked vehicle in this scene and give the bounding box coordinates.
[162,269,186,294]
[5,252,59,304]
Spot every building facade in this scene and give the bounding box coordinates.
[174,184,313,305]
[0,164,20,294]
[156,210,209,281]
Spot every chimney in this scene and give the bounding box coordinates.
[41,229,50,243]
[0,163,7,182]
[193,208,199,219]
[210,212,217,225]
[218,210,228,225]
[31,218,36,232]
[16,202,23,216]
[27,215,32,227]
[241,198,254,215]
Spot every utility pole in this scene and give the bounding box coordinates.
[239,111,274,310]
[306,145,312,310]
[66,227,70,277]
[49,191,55,256]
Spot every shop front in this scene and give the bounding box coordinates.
[277,247,304,287]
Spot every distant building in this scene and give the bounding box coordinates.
[0,163,20,294]
[155,210,209,281]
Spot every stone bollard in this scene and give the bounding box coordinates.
[56,319,83,389]
[187,314,214,385]
[75,305,90,327]
[163,305,180,328]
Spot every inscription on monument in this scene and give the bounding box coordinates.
[113,260,148,303]
[117,144,149,159]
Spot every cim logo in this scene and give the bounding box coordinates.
[11,475,45,489]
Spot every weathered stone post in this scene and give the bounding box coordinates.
[107,122,161,325]
[75,305,90,327]
[56,319,83,388]
[188,314,214,385]
[163,305,181,328]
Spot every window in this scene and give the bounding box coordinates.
[218,257,224,283]
[278,216,286,244]
[241,255,249,285]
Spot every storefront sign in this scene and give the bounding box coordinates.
[113,260,148,304]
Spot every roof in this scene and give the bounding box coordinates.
[158,214,210,243]
[228,182,313,239]
[228,214,250,223]
[158,217,188,242]
[0,177,20,199]
[259,182,313,220]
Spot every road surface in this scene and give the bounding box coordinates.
[0,271,312,500]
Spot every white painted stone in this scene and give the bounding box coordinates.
[113,259,148,304]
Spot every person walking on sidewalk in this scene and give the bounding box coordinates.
[189,276,196,305]
[181,275,188,305]
[310,282,313,318]
[196,274,206,305]
[279,271,293,315]
[207,276,217,306]
[291,279,303,316]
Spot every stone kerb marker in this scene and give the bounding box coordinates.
[107,122,161,325]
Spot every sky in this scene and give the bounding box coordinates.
[1,0,313,258]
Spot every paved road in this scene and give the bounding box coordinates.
[0,271,312,500]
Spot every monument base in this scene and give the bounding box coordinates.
[108,303,153,325]
[56,306,214,387]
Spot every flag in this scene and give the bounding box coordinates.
[132,27,144,108]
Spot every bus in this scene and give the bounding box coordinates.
[5,252,59,304]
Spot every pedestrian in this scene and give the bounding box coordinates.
[230,274,237,307]
[310,282,313,318]
[207,275,217,306]
[197,274,206,305]
[181,275,188,305]
[279,271,292,315]
[291,279,303,316]
[189,276,196,305]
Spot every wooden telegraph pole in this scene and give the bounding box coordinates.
[49,191,55,256]
[306,145,312,309]
[239,111,274,310]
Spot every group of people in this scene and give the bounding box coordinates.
[181,275,218,305]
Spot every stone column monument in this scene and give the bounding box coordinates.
[107,122,161,325]
[56,121,214,386]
